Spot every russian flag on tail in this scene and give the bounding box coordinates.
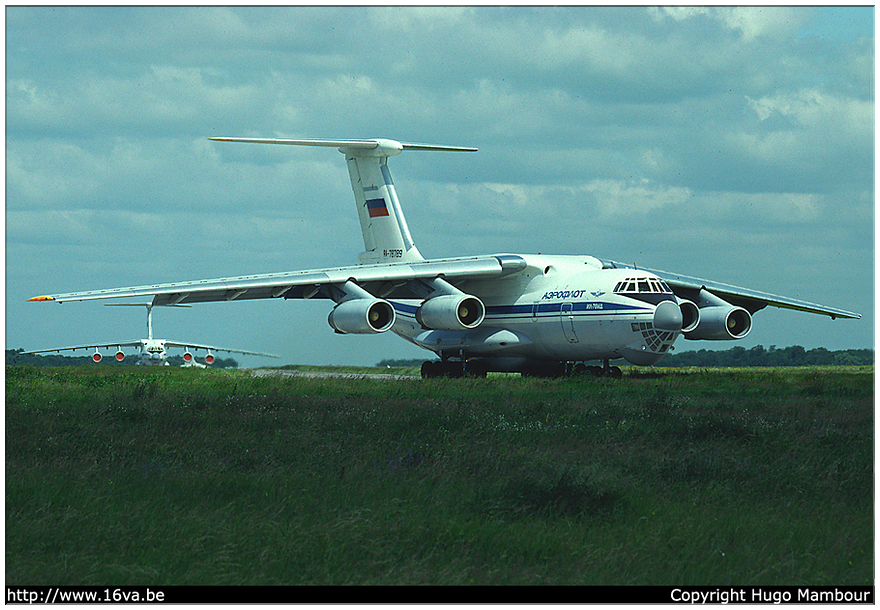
[366,198,390,218]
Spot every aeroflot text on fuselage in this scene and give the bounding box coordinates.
[541,290,588,300]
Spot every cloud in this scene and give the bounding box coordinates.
[650,6,810,41]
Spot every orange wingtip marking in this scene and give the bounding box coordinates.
[27,296,55,302]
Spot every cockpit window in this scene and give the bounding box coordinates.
[614,277,673,295]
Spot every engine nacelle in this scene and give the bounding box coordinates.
[92,351,102,363]
[183,351,193,362]
[115,351,125,362]
[684,305,752,340]
[205,353,215,365]
[678,299,700,334]
[416,294,485,330]
[328,298,396,334]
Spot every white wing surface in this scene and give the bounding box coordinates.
[29,255,528,306]
[605,261,860,320]
[22,341,144,355]
[161,341,279,358]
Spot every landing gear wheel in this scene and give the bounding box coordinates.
[422,360,485,378]
[572,363,590,377]
[421,361,437,378]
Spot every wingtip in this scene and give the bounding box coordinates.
[27,296,55,302]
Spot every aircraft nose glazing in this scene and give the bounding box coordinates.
[653,300,683,332]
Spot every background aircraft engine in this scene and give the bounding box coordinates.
[92,351,102,363]
[328,298,396,334]
[115,351,125,361]
[684,304,752,340]
[415,294,485,330]
[205,353,215,365]
[678,299,700,334]
[183,351,193,362]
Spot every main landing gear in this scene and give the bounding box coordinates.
[421,359,488,379]
[525,359,623,379]
[568,360,623,379]
[420,354,623,379]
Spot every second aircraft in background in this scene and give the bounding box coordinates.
[22,303,278,366]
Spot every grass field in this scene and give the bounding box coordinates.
[5,365,873,586]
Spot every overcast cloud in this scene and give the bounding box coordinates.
[5,6,873,367]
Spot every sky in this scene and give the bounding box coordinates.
[5,5,874,368]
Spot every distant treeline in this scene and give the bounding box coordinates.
[5,349,240,369]
[378,346,873,368]
[660,345,873,367]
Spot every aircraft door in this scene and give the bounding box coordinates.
[561,302,579,343]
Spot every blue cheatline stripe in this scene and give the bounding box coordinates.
[389,300,651,324]
[487,302,649,315]
[392,302,420,315]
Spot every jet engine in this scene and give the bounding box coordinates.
[205,353,215,365]
[183,351,193,362]
[328,298,396,334]
[92,351,102,363]
[685,305,751,340]
[678,299,700,334]
[681,289,752,340]
[115,351,125,362]
[416,294,485,331]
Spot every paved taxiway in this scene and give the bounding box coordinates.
[251,369,418,381]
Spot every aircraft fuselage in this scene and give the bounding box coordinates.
[138,340,169,366]
[389,254,684,371]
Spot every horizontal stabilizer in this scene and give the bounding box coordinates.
[209,137,476,157]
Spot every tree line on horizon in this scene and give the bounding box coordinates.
[377,345,873,369]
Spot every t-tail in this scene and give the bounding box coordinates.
[209,137,476,264]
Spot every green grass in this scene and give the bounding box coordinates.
[5,365,873,585]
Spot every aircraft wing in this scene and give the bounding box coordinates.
[22,341,144,355]
[29,255,528,305]
[607,261,861,320]
[161,341,279,358]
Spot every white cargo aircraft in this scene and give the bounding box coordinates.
[22,303,278,366]
[29,137,859,377]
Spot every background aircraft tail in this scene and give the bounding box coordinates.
[209,137,476,264]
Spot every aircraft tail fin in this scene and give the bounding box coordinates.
[209,137,476,264]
